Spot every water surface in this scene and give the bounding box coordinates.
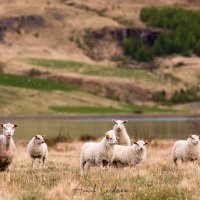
[1,116,198,141]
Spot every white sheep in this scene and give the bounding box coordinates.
[27,135,48,168]
[0,123,18,179]
[171,135,200,165]
[112,119,131,146]
[112,140,148,168]
[80,130,117,176]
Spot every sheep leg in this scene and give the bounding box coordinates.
[42,157,46,167]
[80,160,86,176]
[172,158,177,165]
[31,157,35,168]
[105,162,110,170]
[98,162,104,170]
[6,166,10,182]
[86,162,91,173]
[39,158,42,168]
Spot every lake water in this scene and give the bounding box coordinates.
[1,116,199,141]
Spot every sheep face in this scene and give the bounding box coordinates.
[0,123,18,138]
[134,140,148,151]
[105,131,118,145]
[34,135,45,145]
[112,119,128,131]
[189,135,200,145]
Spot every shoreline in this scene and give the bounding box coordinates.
[0,113,199,122]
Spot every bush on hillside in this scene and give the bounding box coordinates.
[122,7,200,61]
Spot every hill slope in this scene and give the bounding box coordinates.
[0,0,200,115]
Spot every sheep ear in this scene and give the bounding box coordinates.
[104,133,109,139]
[189,135,193,139]
[0,124,3,128]
[145,141,149,145]
[199,135,200,139]
[134,141,138,145]
[112,119,117,124]
[35,135,38,139]
[42,135,45,138]
[123,120,128,124]
[14,124,18,128]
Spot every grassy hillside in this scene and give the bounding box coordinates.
[0,0,199,116]
[0,72,176,116]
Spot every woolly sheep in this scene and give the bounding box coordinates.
[27,135,48,168]
[112,140,148,168]
[171,134,200,165]
[0,123,18,180]
[80,130,118,176]
[112,119,131,146]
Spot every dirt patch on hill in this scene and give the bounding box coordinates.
[42,72,151,104]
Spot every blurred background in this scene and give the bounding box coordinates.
[0,0,199,140]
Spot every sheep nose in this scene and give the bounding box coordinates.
[140,147,143,151]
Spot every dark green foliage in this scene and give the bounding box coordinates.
[152,90,166,102]
[171,88,200,104]
[152,88,200,104]
[124,7,200,61]
[122,37,152,61]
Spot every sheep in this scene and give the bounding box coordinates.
[112,140,148,168]
[171,135,200,165]
[0,123,18,180]
[112,119,131,146]
[80,130,118,176]
[27,135,48,168]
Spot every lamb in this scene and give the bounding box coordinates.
[0,123,18,179]
[80,130,118,176]
[171,135,200,165]
[112,119,131,146]
[27,135,48,168]
[112,140,148,168]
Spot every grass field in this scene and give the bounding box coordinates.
[2,139,200,200]
[0,72,76,91]
[49,105,176,114]
[23,58,163,85]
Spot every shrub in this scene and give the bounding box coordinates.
[79,134,97,141]
[170,88,200,104]
[122,7,200,61]
[152,90,166,102]
[122,37,152,61]
[45,127,72,147]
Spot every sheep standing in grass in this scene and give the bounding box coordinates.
[171,135,200,165]
[27,135,48,168]
[112,140,148,168]
[80,130,118,176]
[0,123,18,179]
[0,123,18,171]
[112,119,131,146]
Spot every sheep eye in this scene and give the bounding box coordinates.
[109,138,113,140]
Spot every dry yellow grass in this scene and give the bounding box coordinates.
[1,139,200,199]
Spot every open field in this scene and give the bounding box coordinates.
[2,139,200,200]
